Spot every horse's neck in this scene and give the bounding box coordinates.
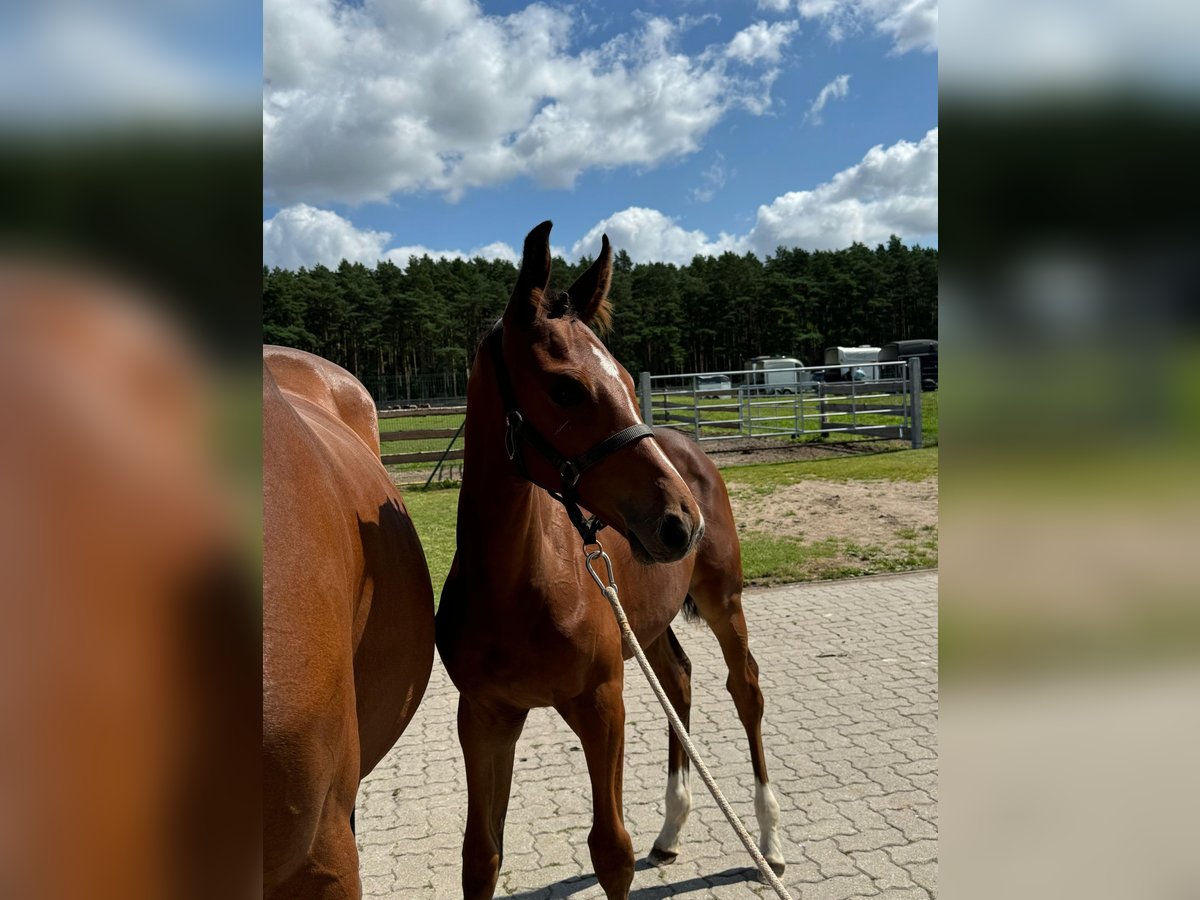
[458,464,546,548]
[457,409,560,577]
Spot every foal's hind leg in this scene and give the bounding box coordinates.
[557,678,634,900]
[693,586,786,875]
[457,697,528,899]
[645,627,693,866]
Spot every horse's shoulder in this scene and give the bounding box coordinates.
[264,346,380,453]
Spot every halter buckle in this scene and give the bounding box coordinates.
[558,459,581,487]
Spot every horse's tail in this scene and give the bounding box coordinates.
[681,593,703,625]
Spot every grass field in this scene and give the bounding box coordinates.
[402,443,938,597]
[392,388,938,593]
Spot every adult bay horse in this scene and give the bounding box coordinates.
[263,346,436,899]
[435,221,785,899]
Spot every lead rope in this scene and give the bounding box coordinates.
[583,544,795,900]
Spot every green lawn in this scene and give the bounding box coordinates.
[401,444,939,596]
[392,386,937,594]
[720,445,939,486]
[401,486,460,597]
[740,530,938,585]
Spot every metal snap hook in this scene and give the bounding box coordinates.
[584,545,616,594]
[504,410,522,460]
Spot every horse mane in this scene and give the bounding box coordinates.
[546,289,613,337]
[587,295,613,336]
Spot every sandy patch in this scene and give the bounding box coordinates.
[728,477,939,545]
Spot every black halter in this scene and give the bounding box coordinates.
[488,321,655,545]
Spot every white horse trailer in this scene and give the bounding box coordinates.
[823,346,881,381]
[744,355,807,394]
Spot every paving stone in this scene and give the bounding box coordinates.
[353,571,938,897]
[851,848,917,890]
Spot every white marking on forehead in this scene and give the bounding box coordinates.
[584,331,686,484]
[589,346,622,381]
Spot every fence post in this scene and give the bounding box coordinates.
[909,358,923,449]
[640,371,652,425]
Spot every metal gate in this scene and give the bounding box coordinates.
[639,359,924,448]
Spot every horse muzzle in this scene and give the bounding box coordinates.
[627,508,705,564]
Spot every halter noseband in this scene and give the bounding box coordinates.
[488,321,655,545]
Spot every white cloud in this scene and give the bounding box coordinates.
[745,127,938,253]
[263,204,519,270]
[264,1,788,206]
[570,208,743,265]
[726,20,801,64]
[785,0,937,54]
[263,204,391,270]
[573,128,937,262]
[266,129,937,269]
[806,73,851,123]
[382,241,519,268]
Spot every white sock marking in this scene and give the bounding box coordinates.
[653,769,692,855]
[755,781,785,867]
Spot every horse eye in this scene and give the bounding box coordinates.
[549,377,587,407]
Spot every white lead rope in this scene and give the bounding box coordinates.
[585,547,795,900]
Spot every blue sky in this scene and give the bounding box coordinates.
[263,0,938,268]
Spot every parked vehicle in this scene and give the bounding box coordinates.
[823,346,881,382]
[744,356,805,394]
[879,339,938,390]
[694,374,733,397]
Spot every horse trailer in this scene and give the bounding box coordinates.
[823,346,881,382]
[879,339,938,390]
[744,355,809,394]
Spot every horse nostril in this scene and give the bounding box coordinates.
[659,513,691,552]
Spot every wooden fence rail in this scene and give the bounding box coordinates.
[377,406,467,468]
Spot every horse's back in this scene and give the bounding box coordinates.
[264,344,381,454]
[262,350,435,891]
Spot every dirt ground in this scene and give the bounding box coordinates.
[704,436,909,467]
[729,477,939,546]
[717,449,939,582]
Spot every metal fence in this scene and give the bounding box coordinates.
[375,359,924,486]
[360,371,470,408]
[377,405,466,485]
[638,359,924,448]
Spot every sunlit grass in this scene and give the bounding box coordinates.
[722,447,939,486]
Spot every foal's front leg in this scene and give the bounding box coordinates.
[457,697,528,899]
[557,678,635,900]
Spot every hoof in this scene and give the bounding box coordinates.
[647,846,678,867]
[765,860,786,878]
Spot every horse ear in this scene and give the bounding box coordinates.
[505,220,553,327]
[566,234,613,330]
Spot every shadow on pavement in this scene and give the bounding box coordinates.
[506,859,762,898]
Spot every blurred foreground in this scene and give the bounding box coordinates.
[0,1,260,897]
[0,268,260,899]
[941,2,1200,895]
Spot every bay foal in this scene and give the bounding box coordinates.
[436,222,784,899]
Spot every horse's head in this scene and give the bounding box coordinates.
[492,220,703,563]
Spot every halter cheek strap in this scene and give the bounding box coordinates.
[488,322,655,545]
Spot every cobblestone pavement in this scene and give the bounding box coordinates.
[357,571,938,899]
